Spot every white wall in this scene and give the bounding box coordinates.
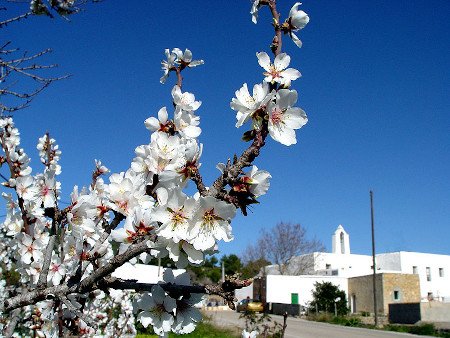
[377,252,402,271]
[266,275,348,306]
[313,252,374,278]
[377,252,450,302]
[399,252,450,302]
[235,284,253,302]
[113,263,187,284]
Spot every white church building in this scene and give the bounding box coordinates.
[260,225,450,304]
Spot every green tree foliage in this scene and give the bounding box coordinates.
[1,263,20,286]
[220,254,242,276]
[309,281,348,316]
[187,255,221,283]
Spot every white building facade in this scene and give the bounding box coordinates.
[265,275,348,306]
[261,225,450,305]
[377,251,450,302]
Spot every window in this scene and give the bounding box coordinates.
[393,290,400,301]
[426,267,431,281]
[340,232,345,253]
[439,268,444,277]
[326,264,331,269]
[412,266,418,274]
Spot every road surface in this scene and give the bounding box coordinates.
[207,310,435,338]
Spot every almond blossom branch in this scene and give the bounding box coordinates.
[60,296,97,330]
[190,167,208,196]
[3,239,150,312]
[210,127,268,205]
[103,275,253,310]
[37,234,56,286]
[3,309,21,338]
[88,212,125,257]
[268,0,282,56]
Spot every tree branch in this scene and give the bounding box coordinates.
[3,308,21,338]
[60,296,97,330]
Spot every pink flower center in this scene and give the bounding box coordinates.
[41,186,49,196]
[271,107,283,124]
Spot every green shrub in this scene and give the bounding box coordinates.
[409,323,436,335]
[386,323,438,336]
[331,316,361,327]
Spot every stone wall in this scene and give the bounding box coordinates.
[348,273,420,315]
[382,273,421,314]
[348,274,384,314]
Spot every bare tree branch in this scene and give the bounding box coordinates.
[3,309,21,338]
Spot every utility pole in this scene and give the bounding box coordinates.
[370,190,379,326]
[221,260,225,283]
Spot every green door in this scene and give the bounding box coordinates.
[291,293,299,304]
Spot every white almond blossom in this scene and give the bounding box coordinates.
[35,170,60,208]
[37,134,62,174]
[144,107,171,133]
[111,207,155,244]
[26,260,43,284]
[243,165,272,197]
[94,159,109,176]
[15,175,38,202]
[188,196,236,251]
[172,48,204,68]
[5,214,23,236]
[171,85,201,112]
[287,2,310,48]
[160,48,177,84]
[17,233,44,264]
[154,188,196,243]
[231,82,273,128]
[47,254,66,286]
[136,285,176,337]
[174,109,201,139]
[8,150,32,176]
[250,0,261,24]
[257,51,301,87]
[164,239,204,268]
[242,329,259,338]
[267,89,308,146]
[107,169,153,215]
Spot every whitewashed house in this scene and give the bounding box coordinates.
[255,225,450,311]
[377,251,450,302]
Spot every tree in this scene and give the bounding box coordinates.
[242,242,272,278]
[187,255,222,283]
[244,222,325,275]
[309,282,348,316]
[0,0,311,337]
[221,254,243,276]
[0,1,100,114]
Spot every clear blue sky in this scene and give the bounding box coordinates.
[5,1,450,257]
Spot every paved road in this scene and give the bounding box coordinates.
[207,310,435,338]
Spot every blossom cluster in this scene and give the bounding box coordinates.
[134,270,202,336]
[0,1,309,336]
